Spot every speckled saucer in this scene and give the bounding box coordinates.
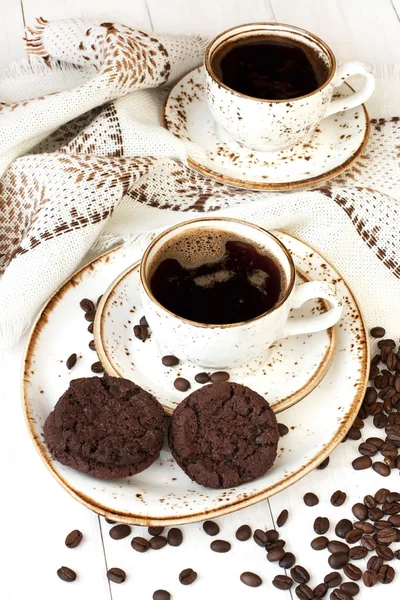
[95,263,335,415]
[163,66,370,191]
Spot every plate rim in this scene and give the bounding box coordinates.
[163,66,370,191]
[22,233,369,525]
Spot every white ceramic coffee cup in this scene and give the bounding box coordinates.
[204,23,375,152]
[140,218,342,369]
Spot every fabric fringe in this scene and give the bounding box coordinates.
[194,34,211,55]
[24,17,49,57]
[0,55,85,82]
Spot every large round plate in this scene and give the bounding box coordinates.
[23,232,368,525]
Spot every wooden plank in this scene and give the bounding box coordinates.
[0,0,26,69]
[22,0,152,30]
[146,0,274,36]
[269,0,400,64]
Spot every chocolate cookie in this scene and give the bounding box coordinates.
[169,382,279,488]
[44,376,166,479]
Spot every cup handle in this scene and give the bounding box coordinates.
[323,61,375,118]
[281,281,343,337]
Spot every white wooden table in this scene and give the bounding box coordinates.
[1,1,400,599]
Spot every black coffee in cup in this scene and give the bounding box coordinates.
[212,35,328,100]
[149,228,285,325]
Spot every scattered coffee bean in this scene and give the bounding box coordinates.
[364,387,378,404]
[328,552,349,569]
[317,456,330,470]
[361,534,376,550]
[314,582,328,598]
[134,324,148,341]
[340,582,359,597]
[57,566,76,582]
[88,339,96,351]
[80,298,95,312]
[363,570,378,587]
[328,540,349,554]
[363,494,377,509]
[331,490,346,506]
[376,527,397,545]
[343,563,362,581]
[371,327,386,338]
[378,564,395,584]
[353,521,374,533]
[139,316,148,327]
[107,568,126,584]
[394,549,400,559]
[265,529,279,542]
[372,461,391,476]
[291,566,310,584]
[279,552,296,569]
[367,555,383,572]
[376,545,394,560]
[162,355,179,367]
[105,518,116,524]
[387,491,400,502]
[383,501,400,514]
[66,353,77,370]
[91,361,104,373]
[109,524,131,540]
[240,572,262,587]
[324,572,342,587]
[303,492,319,506]
[311,536,329,550]
[349,545,368,560]
[65,529,82,549]
[210,539,231,553]
[153,590,170,600]
[352,456,372,470]
[278,423,289,436]
[167,528,183,547]
[335,519,353,538]
[149,536,167,550]
[314,516,330,534]
[179,568,197,585]
[266,539,285,550]
[203,521,219,536]
[236,524,251,541]
[373,414,388,428]
[295,583,314,599]
[347,427,361,440]
[85,309,96,322]
[253,529,267,546]
[375,488,390,503]
[87,322,94,333]
[210,371,229,382]
[277,509,288,527]
[267,547,286,562]
[174,377,190,392]
[389,514,400,526]
[148,526,164,536]
[273,575,293,590]
[330,591,352,600]
[131,537,149,552]
[358,442,378,456]
[195,372,210,384]
[345,529,363,544]
[351,503,368,521]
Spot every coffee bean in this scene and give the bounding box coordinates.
[291,566,310,584]
[324,572,342,587]
[389,514,400,526]
[330,591,352,600]
[278,423,289,436]
[361,535,377,550]
[340,582,359,597]
[345,529,363,544]
[343,563,362,581]
[273,575,293,590]
[240,572,262,587]
[387,352,398,371]
[367,437,384,448]
[331,490,346,506]
[303,492,319,506]
[376,527,397,545]
[351,503,368,521]
[364,387,378,404]
[335,519,353,538]
[66,353,77,370]
[179,569,197,585]
[131,536,149,552]
[394,549,400,559]
[167,527,183,547]
[57,566,76,582]
[383,501,400,514]
[65,529,82,548]
[210,539,231,553]
[352,456,372,470]
[279,552,296,569]
[371,327,386,338]
[376,545,394,560]
[162,355,179,366]
[353,520,374,533]
[295,583,314,599]
[85,309,96,322]
[134,325,148,341]
[107,568,126,584]
[109,524,131,540]
[88,339,96,351]
[203,520,219,536]
[387,491,400,501]
[347,427,361,440]
[378,338,396,350]
[378,564,395,584]
[195,372,210,384]
[277,509,288,527]
[328,540,349,554]
[235,524,251,541]
[87,322,94,333]
[314,516,330,534]
[80,298,95,312]
[373,461,391,476]
[266,539,285,550]
[253,529,267,546]
[363,570,378,587]
[153,590,170,600]
[349,545,368,560]
[375,487,390,503]
[328,552,349,569]
[90,361,104,373]
[148,526,164,536]
[370,365,380,379]
[353,416,364,429]
[174,377,190,392]
[373,414,388,428]
[314,583,328,598]
[358,442,378,456]
[149,536,167,550]
[369,507,385,521]
[265,529,279,542]
[311,536,329,550]
[363,494,377,509]
[210,371,229,383]
[267,547,286,561]
[139,316,148,327]
[317,457,330,470]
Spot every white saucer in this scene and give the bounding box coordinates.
[95,261,335,415]
[163,66,370,191]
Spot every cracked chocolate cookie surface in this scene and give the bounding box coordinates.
[168,382,279,488]
[44,376,167,479]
